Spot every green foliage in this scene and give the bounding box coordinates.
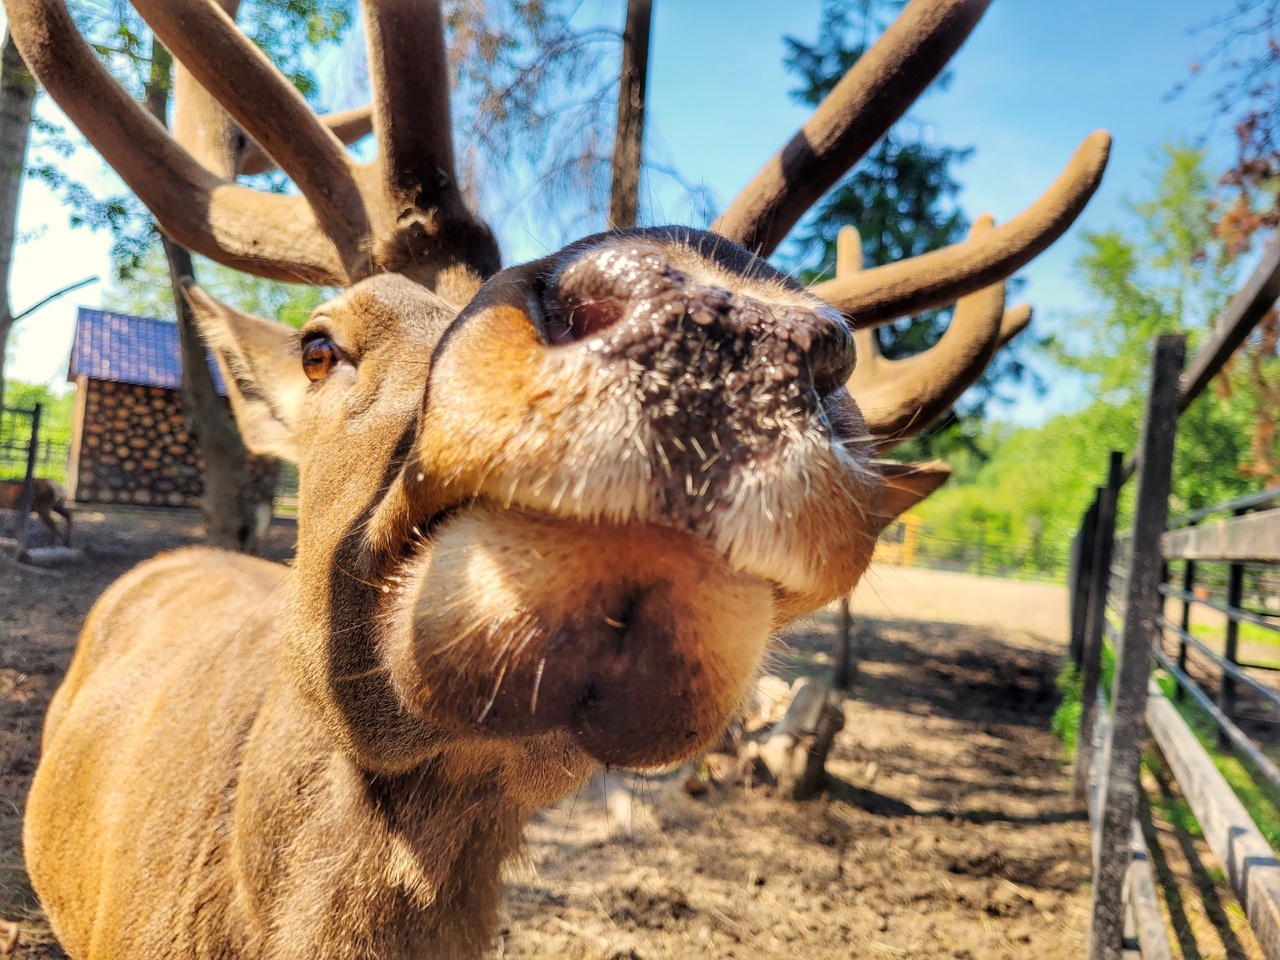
[102,245,329,328]
[1152,673,1280,849]
[1051,642,1116,760]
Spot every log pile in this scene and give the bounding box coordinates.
[73,380,276,507]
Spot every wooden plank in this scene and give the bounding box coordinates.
[1075,454,1125,802]
[1087,690,1173,960]
[1147,683,1280,960]
[1126,820,1173,960]
[1161,507,1280,563]
[1181,231,1280,411]
[1089,335,1185,960]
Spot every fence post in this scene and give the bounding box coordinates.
[1070,496,1100,666]
[1177,524,1196,701]
[1072,452,1125,803]
[833,595,854,690]
[9,403,41,545]
[1218,508,1247,747]
[1087,334,1185,960]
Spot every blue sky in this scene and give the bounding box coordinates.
[3,1,1246,425]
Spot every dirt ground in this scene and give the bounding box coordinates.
[0,508,1091,959]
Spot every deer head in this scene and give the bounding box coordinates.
[187,227,949,772]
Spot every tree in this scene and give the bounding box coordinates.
[1172,4,1280,487]
[0,30,38,412]
[780,0,1021,461]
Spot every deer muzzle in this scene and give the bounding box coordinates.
[393,230,881,766]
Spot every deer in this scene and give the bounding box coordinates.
[5,0,1110,957]
[0,477,71,545]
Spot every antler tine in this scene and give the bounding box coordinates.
[844,215,1019,450]
[836,225,886,383]
[4,0,347,285]
[713,0,991,258]
[816,131,1111,327]
[363,0,501,285]
[240,107,375,176]
[998,303,1033,348]
[131,0,372,279]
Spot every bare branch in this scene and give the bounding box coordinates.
[814,131,1111,327]
[4,0,348,284]
[713,0,991,257]
[131,0,372,277]
[240,106,374,176]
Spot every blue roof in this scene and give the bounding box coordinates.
[69,308,226,394]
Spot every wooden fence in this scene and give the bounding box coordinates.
[1069,231,1280,959]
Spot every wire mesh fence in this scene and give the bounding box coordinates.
[878,516,1066,581]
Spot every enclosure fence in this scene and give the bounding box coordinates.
[0,403,45,544]
[0,403,65,481]
[1068,231,1280,960]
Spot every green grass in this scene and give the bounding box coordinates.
[1189,620,1280,653]
[1151,672,1280,849]
[1052,639,1116,759]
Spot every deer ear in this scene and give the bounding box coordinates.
[871,460,952,535]
[183,283,306,463]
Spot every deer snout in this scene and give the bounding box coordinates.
[542,240,857,397]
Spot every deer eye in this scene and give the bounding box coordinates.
[301,335,339,382]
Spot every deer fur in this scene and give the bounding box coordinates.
[0,478,71,545]
[26,230,945,960]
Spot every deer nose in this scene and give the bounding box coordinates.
[542,241,856,397]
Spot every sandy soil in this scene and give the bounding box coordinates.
[0,509,1090,959]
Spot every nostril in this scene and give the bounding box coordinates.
[808,312,858,397]
[545,290,627,345]
[543,243,670,345]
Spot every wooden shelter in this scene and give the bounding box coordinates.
[65,307,275,506]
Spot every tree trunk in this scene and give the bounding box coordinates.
[0,29,38,408]
[146,41,273,553]
[609,0,652,229]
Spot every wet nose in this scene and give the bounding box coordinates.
[542,241,856,397]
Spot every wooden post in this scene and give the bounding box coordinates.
[1072,451,1125,803]
[9,403,40,544]
[1219,510,1246,747]
[833,595,854,690]
[1087,334,1185,960]
[1176,525,1196,702]
[1070,496,1100,666]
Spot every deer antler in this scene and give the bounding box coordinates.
[813,132,1110,327]
[240,107,374,177]
[5,0,497,290]
[841,221,1032,449]
[713,0,991,257]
